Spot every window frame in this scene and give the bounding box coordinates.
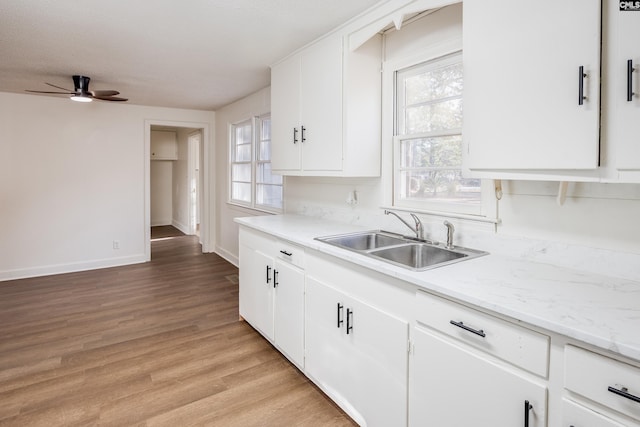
[381,44,497,222]
[228,114,283,213]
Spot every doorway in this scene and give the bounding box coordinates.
[145,120,211,261]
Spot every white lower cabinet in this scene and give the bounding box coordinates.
[305,276,409,427]
[238,228,305,368]
[409,326,547,427]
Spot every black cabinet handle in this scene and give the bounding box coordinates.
[628,59,635,102]
[450,320,486,338]
[524,400,532,427]
[301,126,306,143]
[293,127,298,144]
[337,303,344,328]
[266,265,271,283]
[346,308,353,334]
[273,270,278,288]
[608,386,640,403]
[579,66,587,105]
[279,250,292,257]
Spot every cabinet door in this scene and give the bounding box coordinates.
[273,260,305,368]
[299,35,343,171]
[271,54,301,171]
[305,277,409,427]
[150,130,177,160]
[238,244,274,340]
[612,3,640,171]
[463,0,601,172]
[409,327,547,427]
[562,399,628,427]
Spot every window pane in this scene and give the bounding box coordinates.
[404,99,463,134]
[398,170,481,203]
[231,163,251,182]
[400,135,462,168]
[256,184,283,209]
[235,143,251,162]
[405,62,463,104]
[256,163,282,185]
[257,139,271,162]
[231,182,251,202]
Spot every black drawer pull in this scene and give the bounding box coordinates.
[450,320,486,337]
[266,265,271,283]
[279,250,292,257]
[337,303,344,328]
[293,127,298,144]
[273,270,278,288]
[578,65,587,105]
[346,308,353,334]
[628,59,635,102]
[524,400,532,427]
[608,386,640,403]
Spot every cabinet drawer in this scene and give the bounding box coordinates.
[239,227,275,254]
[275,240,305,269]
[565,345,640,422]
[415,290,549,377]
[562,398,628,427]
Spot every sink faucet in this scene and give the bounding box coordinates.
[384,209,425,240]
[443,220,455,249]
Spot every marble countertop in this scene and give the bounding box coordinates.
[235,214,640,363]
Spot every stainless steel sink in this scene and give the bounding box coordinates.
[316,230,487,271]
[319,231,407,251]
[369,243,467,270]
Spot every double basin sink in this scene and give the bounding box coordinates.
[316,230,487,271]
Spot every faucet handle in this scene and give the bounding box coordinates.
[444,221,455,249]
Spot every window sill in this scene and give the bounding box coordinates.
[227,201,282,216]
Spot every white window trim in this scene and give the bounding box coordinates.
[381,40,498,223]
[228,116,283,214]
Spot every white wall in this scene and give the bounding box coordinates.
[171,128,191,233]
[0,92,214,280]
[214,87,272,266]
[150,161,173,226]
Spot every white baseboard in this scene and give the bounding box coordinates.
[0,254,147,282]
[151,220,172,227]
[171,219,190,235]
[215,246,238,267]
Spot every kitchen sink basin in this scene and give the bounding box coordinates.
[319,231,407,251]
[316,230,487,271]
[368,243,467,270]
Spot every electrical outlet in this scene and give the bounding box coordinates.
[113,240,120,250]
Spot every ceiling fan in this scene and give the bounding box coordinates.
[26,75,128,102]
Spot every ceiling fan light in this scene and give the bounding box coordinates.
[70,94,92,103]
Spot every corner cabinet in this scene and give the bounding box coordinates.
[463,0,602,177]
[271,32,382,176]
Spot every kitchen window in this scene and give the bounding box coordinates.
[393,52,482,216]
[229,115,283,211]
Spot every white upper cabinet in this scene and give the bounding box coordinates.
[463,0,601,177]
[606,0,640,180]
[150,130,178,160]
[271,32,382,176]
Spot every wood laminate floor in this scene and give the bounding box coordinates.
[0,229,356,426]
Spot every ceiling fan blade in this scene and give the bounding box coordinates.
[46,82,73,92]
[92,95,128,102]
[90,90,120,97]
[25,90,74,94]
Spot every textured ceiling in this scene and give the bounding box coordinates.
[0,0,382,110]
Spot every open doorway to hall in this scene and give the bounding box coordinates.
[150,125,204,256]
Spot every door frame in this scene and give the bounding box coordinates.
[144,119,213,260]
[187,130,202,238]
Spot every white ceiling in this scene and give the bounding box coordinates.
[0,0,382,111]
